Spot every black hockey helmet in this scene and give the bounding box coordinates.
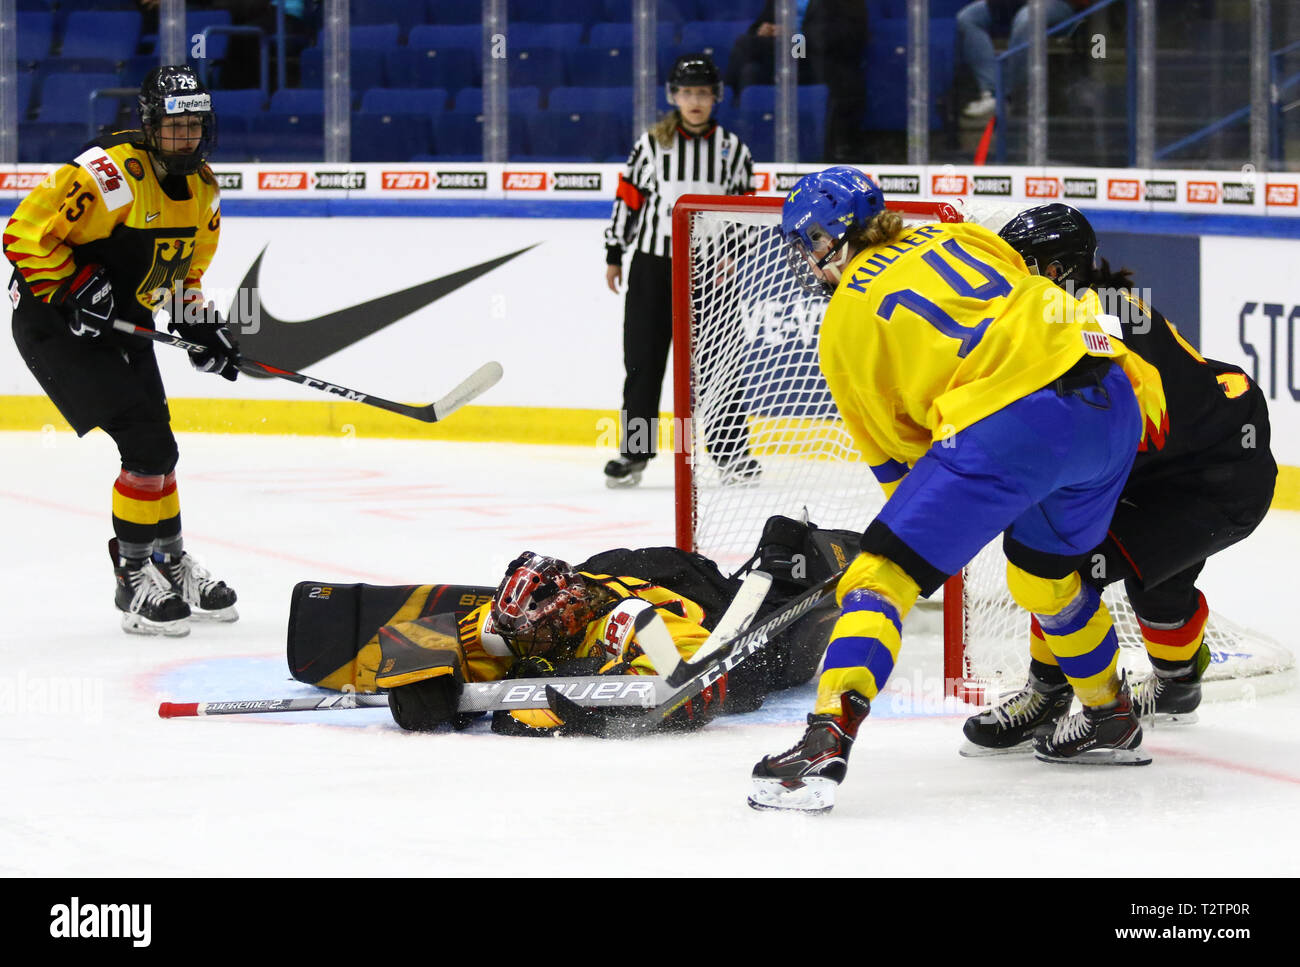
[666,52,723,102]
[998,203,1097,284]
[137,65,216,176]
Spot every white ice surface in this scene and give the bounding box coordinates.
[2,430,1298,878]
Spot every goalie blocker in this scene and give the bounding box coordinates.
[286,516,860,734]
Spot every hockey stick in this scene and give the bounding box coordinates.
[158,674,679,720]
[547,569,844,739]
[112,319,502,424]
[617,569,774,687]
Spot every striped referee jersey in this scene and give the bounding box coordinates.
[604,121,754,262]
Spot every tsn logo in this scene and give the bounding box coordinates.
[1025,177,1061,198]
[382,171,429,190]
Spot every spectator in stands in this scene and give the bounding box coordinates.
[958,0,1088,118]
[724,1,869,161]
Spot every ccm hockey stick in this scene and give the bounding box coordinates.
[158,675,682,720]
[547,568,845,739]
[113,320,502,423]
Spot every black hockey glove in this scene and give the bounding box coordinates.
[170,308,242,381]
[387,669,473,732]
[51,264,114,339]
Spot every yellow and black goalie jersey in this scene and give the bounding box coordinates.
[819,221,1167,497]
[4,130,220,325]
[451,572,713,684]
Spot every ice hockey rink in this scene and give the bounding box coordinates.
[2,428,1298,880]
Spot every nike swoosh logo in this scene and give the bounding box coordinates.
[145,211,160,222]
[233,243,538,373]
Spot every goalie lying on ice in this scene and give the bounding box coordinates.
[286,518,857,736]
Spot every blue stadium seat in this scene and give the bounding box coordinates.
[208,130,255,163]
[269,88,324,116]
[35,56,121,79]
[573,46,634,87]
[250,113,323,160]
[548,85,633,115]
[601,0,696,23]
[351,112,434,161]
[351,0,426,41]
[35,72,124,127]
[351,23,401,51]
[17,71,36,119]
[511,0,603,24]
[864,18,948,130]
[16,11,55,68]
[387,48,479,92]
[930,0,969,16]
[212,88,267,119]
[450,86,541,114]
[121,54,158,87]
[679,20,746,73]
[408,24,481,51]
[511,23,585,50]
[59,11,141,61]
[431,113,529,159]
[587,21,679,49]
[525,108,629,161]
[731,108,824,163]
[18,122,88,163]
[299,46,385,95]
[360,88,450,117]
[509,48,566,92]
[738,84,829,117]
[427,0,482,25]
[188,10,232,62]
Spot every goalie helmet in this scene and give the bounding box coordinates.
[781,166,885,296]
[666,52,723,103]
[137,65,216,176]
[998,204,1097,285]
[488,553,592,658]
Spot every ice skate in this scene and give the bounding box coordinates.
[1034,675,1151,765]
[960,673,1074,757]
[111,540,190,637]
[749,690,870,813]
[603,456,647,489]
[156,550,239,622]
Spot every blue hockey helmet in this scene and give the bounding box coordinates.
[781,166,886,295]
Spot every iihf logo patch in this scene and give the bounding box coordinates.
[720,141,731,161]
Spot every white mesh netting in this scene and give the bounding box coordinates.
[677,197,1295,702]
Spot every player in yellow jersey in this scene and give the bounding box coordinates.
[5,66,239,637]
[749,168,1170,812]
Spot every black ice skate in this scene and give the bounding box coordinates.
[1131,644,1208,725]
[110,540,190,637]
[1033,675,1151,765]
[749,690,870,813]
[156,551,239,622]
[960,674,1074,757]
[603,456,648,489]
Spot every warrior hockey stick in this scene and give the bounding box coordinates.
[158,675,679,719]
[112,320,502,423]
[547,569,844,739]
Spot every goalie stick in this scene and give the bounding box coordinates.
[157,675,681,719]
[624,569,775,688]
[112,320,502,424]
[546,568,845,739]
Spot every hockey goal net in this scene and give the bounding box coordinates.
[671,193,1294,704]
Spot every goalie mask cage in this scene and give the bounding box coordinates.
[671,193,1294,704]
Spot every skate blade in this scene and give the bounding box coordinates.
[604,473,642,489]
[1034,747,1152,766]
[1140,710,1198,726]
[189,605,239,623]
[958,739,1033,758]
[120,613,191,637]
[747,776,837,813]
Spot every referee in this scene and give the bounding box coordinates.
[602,53,757,488]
